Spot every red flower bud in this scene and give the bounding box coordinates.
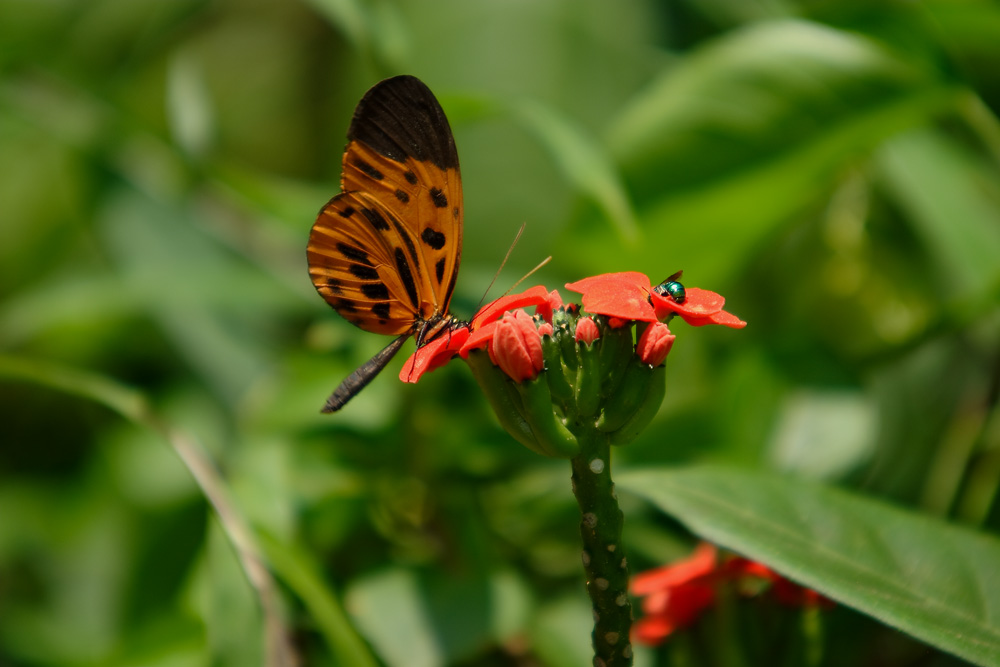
[534,289,564,324]
[636,322,675,366]
[574,317,600,345]
[492,310,545,382]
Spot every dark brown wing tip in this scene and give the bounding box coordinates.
[347,75,459,171]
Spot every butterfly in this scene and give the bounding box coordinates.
[307,75,467,413]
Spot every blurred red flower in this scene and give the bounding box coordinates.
[631,543,831,646]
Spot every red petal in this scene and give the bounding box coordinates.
[471,285,550,329]
[652,287,724,319]
[704,309,747,329]
[636,322,675,366]
[534,289,564,323]
[399,327,470,383]
[459,320,499,358]
[633,616,678,645]
[574,317,600,345]
[651,287,746,329]
[565,272,657,322]
[492,311,544,381]
[631,543,718,595]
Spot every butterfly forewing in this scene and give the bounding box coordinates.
[307,75,466,412]
[309,75,463,335]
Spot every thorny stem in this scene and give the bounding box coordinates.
[570,428,633,667]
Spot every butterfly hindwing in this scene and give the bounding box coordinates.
[308,190,428,335]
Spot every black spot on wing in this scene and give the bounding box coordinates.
[325,277,343,294]
[372,302,391,319]
[350,264,379,281]
[346,76,459,170]
[336,299,357,313]
[429,187,448,208]
[337,243,372,266]
[360,207,390,231]
[353,159,384,180]
[394,189,410,203]
[394,247,420,310]
[391,219,420,269]
[361,283,390,300]
[339,206,354,218]
[435,258,445,284]
[421,227,446,251]
[404,171,418,185]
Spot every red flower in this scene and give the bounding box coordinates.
[399,326,471,384]
[491,310,545,382]
[565,272,746,329]
[651,287,746,328]
[636,322,675,366]
[631,543,719,645]
[400,286,550,383]
[631,543,831,646]
[471,285,551,329]
[574,317,600,345]
[566,272,658,322]
[534,289,564,324]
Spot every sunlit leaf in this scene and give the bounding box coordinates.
[620,465,1000,667]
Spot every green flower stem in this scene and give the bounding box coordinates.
[569,428,634,667]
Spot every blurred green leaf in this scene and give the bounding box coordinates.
[345,567,531,667]
[258,531,379,667]
[567,20,958,280]
[877,127,1000,304]
[511,99,639,242]
[619,465,1000,667]
[0,354,150,423]
[529,594,600,667]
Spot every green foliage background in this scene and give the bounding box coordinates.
[1,0,999,665]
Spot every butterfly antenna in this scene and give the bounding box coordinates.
[475,223,552,311]
[476,223,526,310]
[503,255,551,296]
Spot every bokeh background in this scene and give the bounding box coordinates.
[2,0,999,665]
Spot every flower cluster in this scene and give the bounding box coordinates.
[399,272,744,457]
[631,542,832,646]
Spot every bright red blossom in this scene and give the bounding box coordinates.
[399,326,470,383]
[470,285,551,329]
[401,272,744,384]
[401,286,550,383]
[650,287,746,328]
[574,317,600,345]
[636,322,675,366]
[534,289,564,324]
[566,272,658,322]
[631,543,831,646]
[491,310,544,382]
[631,542,718,645]
[566,272,746,329]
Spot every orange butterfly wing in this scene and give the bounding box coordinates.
[308,75,463,337]
[307,75,465,412]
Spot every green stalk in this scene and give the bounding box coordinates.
[569,427,634,666]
